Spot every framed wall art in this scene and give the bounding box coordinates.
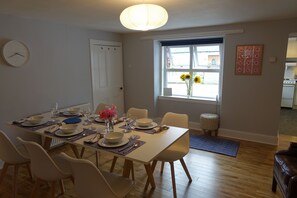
[235,44,264,75]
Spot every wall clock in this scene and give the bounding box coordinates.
[2,40,30,67]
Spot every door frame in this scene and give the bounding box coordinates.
[89,39,123,112]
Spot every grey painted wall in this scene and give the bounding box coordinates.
[0,14,122,144]
[122,18,297,139]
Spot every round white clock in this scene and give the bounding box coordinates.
[2,40,30,67]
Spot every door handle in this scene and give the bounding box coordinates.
[120,87,123,90]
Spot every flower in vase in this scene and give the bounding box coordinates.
[180,73,202,96]
[98,105,117,121]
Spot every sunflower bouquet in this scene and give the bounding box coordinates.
[180,73,202,96]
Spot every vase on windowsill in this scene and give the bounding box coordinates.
[180,73,202,99]
[187,88,192,98]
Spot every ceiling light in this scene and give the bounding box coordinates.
[120,4,168,31]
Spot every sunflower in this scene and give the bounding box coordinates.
[180,74,186,81]
[194,76,202,83]
[185,74,191,80]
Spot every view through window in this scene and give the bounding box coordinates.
[161,38,223,100]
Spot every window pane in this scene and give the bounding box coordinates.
[192,72,219,98]
[166,71,189,96]
[193,45,220,70]
[165,46,190,69]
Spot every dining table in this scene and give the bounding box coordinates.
[9,104,189,189]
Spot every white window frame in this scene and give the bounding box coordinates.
[161,41,224,101]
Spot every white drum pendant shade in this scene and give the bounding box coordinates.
[120,4,168,31]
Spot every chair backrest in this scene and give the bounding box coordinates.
[59,152,119,198]
[127,107,148,119]
[0,130,28,164]
[161,112,189,153]
[17,137,65,181]
[95,103,109,114]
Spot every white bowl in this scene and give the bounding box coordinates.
[104,132,124,144]
[136,118,153,127]
[66,107,80,114]
[27,115,44,124]
[60,124,78,134]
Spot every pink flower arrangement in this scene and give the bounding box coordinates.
[99,105,117,121]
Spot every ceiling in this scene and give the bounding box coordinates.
[0,0,297,33]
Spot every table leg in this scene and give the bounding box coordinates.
[69,144,80,158]
[144,163,156,189]
[43,137,52,151]
[122,159,133,178]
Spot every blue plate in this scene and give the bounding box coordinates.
[63,117,81,124]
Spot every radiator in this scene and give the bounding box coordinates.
[50,138,64,148]
[42,137,64,149]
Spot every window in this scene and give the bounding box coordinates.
[161,38,223,100]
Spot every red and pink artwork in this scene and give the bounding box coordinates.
[235,45,264,75]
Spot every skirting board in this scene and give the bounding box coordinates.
[189,121,278,145]
[155,118,279,145]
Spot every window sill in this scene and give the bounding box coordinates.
[158,95,217,105]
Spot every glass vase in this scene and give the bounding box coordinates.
[105,119,114,133]
[187,88,192,98]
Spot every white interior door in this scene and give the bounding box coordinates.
[90,40,124,115]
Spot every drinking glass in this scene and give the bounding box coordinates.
[51,102,59,118]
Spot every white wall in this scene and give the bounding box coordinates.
[0,14,121,149]
[122,18,297,145]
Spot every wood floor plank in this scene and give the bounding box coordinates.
[1,134,295,197]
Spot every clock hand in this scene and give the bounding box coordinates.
[8,53,25,58]
[8,53,17,58]
[15,52,25,57]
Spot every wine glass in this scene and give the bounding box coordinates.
[83,105,92,125]
[122,113,128,127]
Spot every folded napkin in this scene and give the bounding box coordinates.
[63,117,81,124]
[84,133,101,144]
[12,118,26,125]
[44,125,60,133]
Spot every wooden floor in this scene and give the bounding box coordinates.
[1,133,296,198]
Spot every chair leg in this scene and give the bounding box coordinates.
[51,181,56,198]
[95,151,99,168]
[80,147,85,158]
[169,162,177,198]
[145,160,158,190]
[272,176,277,192]
[0,163,9,185]
[31,178,41,198]
[13,165,19,198]
[160,161,165,175]
[110,156,118,172]
[59,179,65,195]
[25,163,33,181]
[180,158,192,182]
[131,163,135,181]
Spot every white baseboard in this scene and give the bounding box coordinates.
[218,128,278,145]
[157,118,278,145]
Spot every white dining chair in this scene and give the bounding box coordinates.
[126,107,148,119]
[0,130,32,198]
[59,152,134,198]
[110,107,149,179]
[149,112,192,198]
[17,137,73,198]
[94,103,109,114]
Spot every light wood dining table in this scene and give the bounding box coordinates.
[9,105,189,189]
